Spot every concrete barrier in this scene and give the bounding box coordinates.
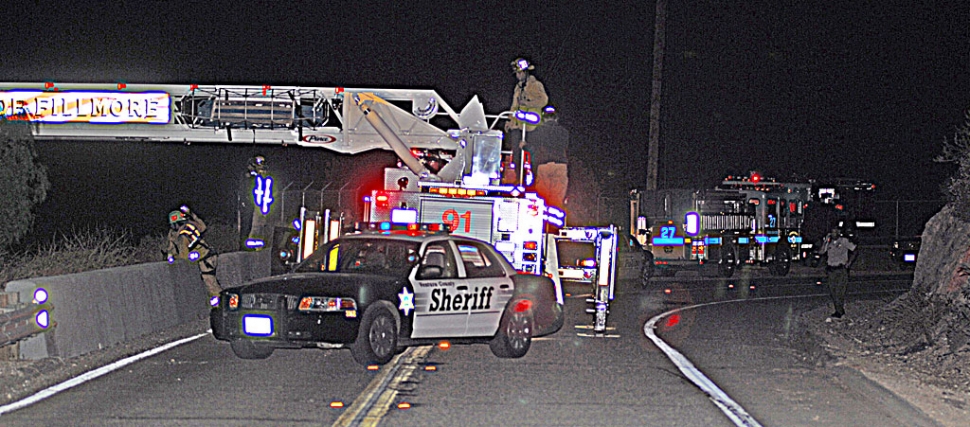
[5,250,270,360]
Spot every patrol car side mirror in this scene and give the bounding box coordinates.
[418,265,443,280]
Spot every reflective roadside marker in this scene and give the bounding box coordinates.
[424,365,437,372]
[36,310,50,328]
[330,401,344,409]
[749,285,756,290]
[438,341,451,351]
[367,365,380,371]
[397,402,411,410]
[33,288,49,304]
[664,288,672,295]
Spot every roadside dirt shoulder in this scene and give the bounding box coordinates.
[799,300,970,427]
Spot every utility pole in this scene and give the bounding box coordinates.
[646,0,667,191]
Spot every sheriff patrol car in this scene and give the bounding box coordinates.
[210,223,564,365]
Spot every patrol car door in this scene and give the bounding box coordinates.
[409,241,469,338]
[455,240,514,337]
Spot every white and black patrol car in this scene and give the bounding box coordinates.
[210,223,564,365]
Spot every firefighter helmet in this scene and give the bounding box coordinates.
[511,57,534,73]
[169,210,187,225]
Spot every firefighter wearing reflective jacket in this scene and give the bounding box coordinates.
[505,57,549,134]
[165,206,221,298]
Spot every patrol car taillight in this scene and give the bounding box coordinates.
[298,296,357,312]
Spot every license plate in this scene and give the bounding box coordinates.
[243,314,274,337]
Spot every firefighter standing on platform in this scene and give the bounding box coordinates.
[165,205,222,300]
[503,57,568,207]
[504,57,548,188]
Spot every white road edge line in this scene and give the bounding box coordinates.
[644,303,763,427]
[0,331,210,416]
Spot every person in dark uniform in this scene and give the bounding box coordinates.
[818,227,857,320]
[525,105,569,207]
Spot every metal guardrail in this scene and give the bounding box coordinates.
[0,292,55,349]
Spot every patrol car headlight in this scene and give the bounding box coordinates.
[298,296,357,312]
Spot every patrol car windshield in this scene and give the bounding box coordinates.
[295,238,420,274]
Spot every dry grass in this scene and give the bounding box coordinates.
[0,220,239,289]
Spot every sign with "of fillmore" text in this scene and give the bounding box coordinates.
[0,90,171,124]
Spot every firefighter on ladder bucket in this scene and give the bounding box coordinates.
[504,57,548,189]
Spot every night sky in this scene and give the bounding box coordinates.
[2,1,968,241]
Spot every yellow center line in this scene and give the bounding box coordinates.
[333,345,432,427]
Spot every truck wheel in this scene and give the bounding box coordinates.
[351,305,398,365]
[640,251,654,288]
[230,339,274,360]
[489,302,533,358]
[718,244,736,278]
[770,247,792,276]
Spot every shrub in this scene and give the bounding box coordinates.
[0,220,240,288]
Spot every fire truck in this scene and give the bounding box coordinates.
[799,179,877,265]
[2,80,579,302]
[630,173,812,280]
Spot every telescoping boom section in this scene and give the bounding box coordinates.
[0,82,492,156]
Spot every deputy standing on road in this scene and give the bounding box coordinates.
[164,205,222,301]
[818,227,857,320]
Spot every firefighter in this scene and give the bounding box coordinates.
[245,155,272,249]
[165,205,222,300]
[818,226,857,321]
[505,57,549,134]
[504,57,549,187]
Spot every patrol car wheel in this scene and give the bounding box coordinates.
[490,303,533,358]
[352,306,398,365]
[230,339,274,360]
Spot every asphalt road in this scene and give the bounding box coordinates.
[0,271,929,427]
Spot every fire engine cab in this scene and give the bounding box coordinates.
[631,173,812,279]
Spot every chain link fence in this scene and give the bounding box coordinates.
[235,181,365,238]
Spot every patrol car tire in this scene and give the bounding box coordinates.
[352,306,398,365]
[489,304,533,358]
[230,339,274,360]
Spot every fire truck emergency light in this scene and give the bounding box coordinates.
[391,208,418,224]
[684,212,700,236]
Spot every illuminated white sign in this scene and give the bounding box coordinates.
[0,90,171,124]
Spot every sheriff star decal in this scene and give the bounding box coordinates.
[398,287,414,316]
